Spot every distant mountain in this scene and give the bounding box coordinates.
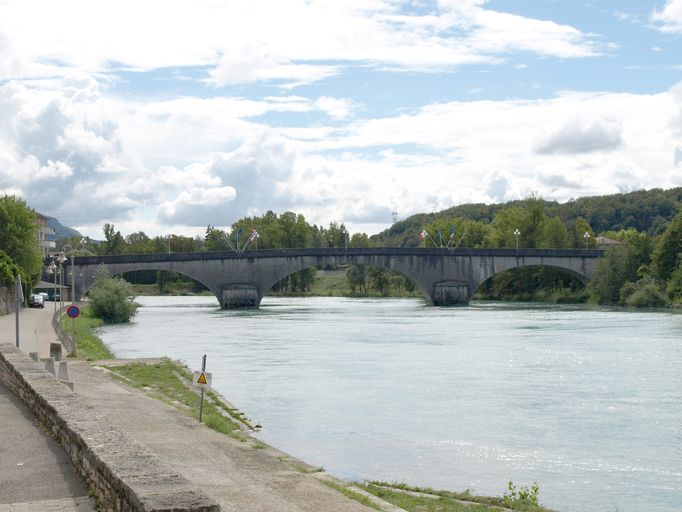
[46,217,82,241]
[371,187,682,247]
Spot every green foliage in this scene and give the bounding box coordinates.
[652,212,682,281]
[61,306,114,360]
[621,280,667,308]
[504,481,541,510]
[346,264,367,294]
[360,481,553,512]
[88,269,138,323]
[589,246,634,304]
[0,195,43,283]
[0,250,22,286]
[666,257,682,303]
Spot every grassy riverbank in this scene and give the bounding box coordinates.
[63,306,555,512]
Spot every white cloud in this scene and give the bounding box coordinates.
[314,97,355,120]
[0,0,601,87]
[651,0,682,33]
[536,116,623,155]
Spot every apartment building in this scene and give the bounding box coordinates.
[36,212,56,256]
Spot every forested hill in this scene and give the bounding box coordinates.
[371,187,682,247]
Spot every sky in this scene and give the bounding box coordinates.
[1,0,681,239]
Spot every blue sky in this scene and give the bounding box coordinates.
[0,0,681,237]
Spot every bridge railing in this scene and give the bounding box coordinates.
[48,247,605,266]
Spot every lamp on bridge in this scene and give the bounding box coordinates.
[46,260,57,312]
[59,244,75,306]
[513,228,521,250]
[583,231,591,249]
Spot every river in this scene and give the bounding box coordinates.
[97,296,682,512]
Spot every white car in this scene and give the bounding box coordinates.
[29,294,45,308]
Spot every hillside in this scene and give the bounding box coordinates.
[47,216,82,241]
[371,187,682,247]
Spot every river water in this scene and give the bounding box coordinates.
[97,296,681,512]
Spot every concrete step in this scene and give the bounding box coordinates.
[0,496,94,512]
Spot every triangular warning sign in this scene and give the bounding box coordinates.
[197,372,207,385]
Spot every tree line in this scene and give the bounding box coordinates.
[42,187,682,307]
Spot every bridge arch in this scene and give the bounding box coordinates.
[471,264,589,301]
[258,257,429,304]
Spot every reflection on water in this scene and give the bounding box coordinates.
[98,296,682,512]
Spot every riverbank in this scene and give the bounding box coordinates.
[66,305,555,512]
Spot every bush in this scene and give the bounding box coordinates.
[88,273,138,323]
[624,282,667,308]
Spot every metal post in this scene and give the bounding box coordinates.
[70,254,75,305]
[199,354,207,423]
[15,275,23,348]
[53,265,57,313]
[59,265,63,310]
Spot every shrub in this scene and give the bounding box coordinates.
[625,282,667,308]
[88,272,138,323]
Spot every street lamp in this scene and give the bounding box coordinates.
[513,228,521,250]
[583,231,591,249]
[46,261,57,312]
[60,244,76,306]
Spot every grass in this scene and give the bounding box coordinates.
[358,482,555,512]
[320,480,382,511]
[103,359,246,441]
[61,306,115,360]
[277,456,324,474]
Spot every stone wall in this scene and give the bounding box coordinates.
[0,287,14,316]
[0,344,220,512]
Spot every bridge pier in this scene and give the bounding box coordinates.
[220,285,261,309]
[432,281,471,306]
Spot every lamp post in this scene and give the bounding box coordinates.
[56,252,66,309]
[60,244,75,305]
[47,261,57,312]
[513,228,521,250]
[583,231,591,249]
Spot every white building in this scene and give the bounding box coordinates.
[36,212,56,256]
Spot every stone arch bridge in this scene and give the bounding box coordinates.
[53,247,603,308]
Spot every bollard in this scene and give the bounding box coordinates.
[44,358,56,376]
[57,361,70,381]
[50,343,63,361]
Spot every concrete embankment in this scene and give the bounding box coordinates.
[0,343,219,512]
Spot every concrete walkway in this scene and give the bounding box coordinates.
[1,305,389,512]
[0,306,93,511]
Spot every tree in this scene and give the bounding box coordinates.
[540,217,568,248]
[346,265,367,294]
[652,212,682,281]
[88,268,138,323]
[367,267,390,296]
[588,246,633,304]
[100,223,124,255]
[0,195,43,283]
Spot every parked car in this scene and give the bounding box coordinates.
[29,294,45,308]
[38,292,49,301]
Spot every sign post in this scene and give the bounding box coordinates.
[15,275,23,348]
[66,305,80,352]
[193,354,212,423]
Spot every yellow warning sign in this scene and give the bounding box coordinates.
[193,370,212,389]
